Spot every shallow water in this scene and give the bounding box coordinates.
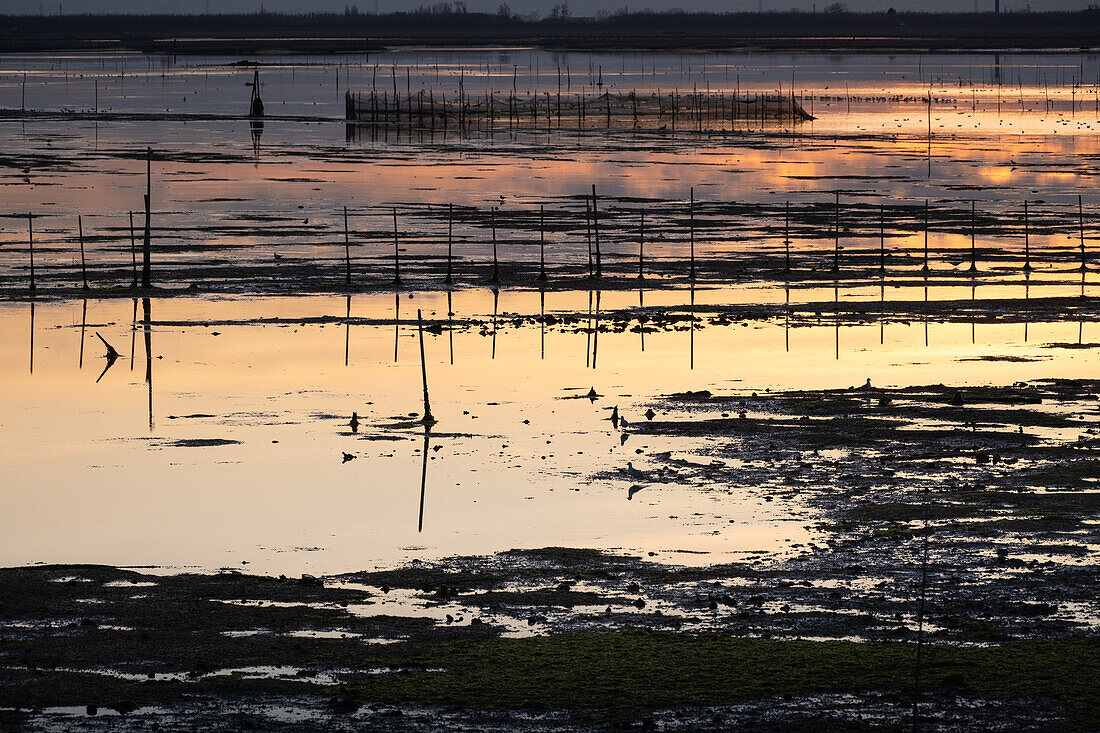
[2,49,1098,574]
[1,285,1095,574]
[0,50,1097,284]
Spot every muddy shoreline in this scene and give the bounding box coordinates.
[3,379,1096,731]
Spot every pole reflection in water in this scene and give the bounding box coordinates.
[784,283,790,353]
[585,289,593,367]
[1024,274,1030,342]
[638,287,645,353]
[344,295,351,367]
[879,276,885,346]
[417,426,431,533]
[28,300,35,375]
[590,290,601,369]
[539,288,545,360]
[143,298,153,432]
[834,283,840,360]
[448,290,455,366]
[393,292,400,363]
[689,284,695,370]
[129,298,137,371]
[923,282,929,347]
[491,287,499,360]
[78,299,87,369]
[971,282,976,345]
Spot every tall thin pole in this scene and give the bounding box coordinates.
[416,309,435,425]
[969,200,978,273]
[343,206,352,285]
[128,211,138,288]
[879,204,885,274]
[1023,200,1032,272]
[445,203,453,285]
[689,187,696,280]
[489,207,500,283]
[78,215,88,290]
[922,199,930,273]
[27,215,35,293]
[141,147,152,288]
[392,207,402,286]
[832,191,840,272]
[1079,195,1086,272]
[585,199,593,279]
[591,185,602,279]
[538,204,547,281]
[784,200,791,273]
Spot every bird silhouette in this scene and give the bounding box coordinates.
[349,412,360,433]
[610,406,620,429]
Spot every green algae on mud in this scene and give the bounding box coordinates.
[334,633,1099,724]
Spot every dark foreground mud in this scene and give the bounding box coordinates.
[2,379,1098,731]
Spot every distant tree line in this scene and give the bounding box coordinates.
[0,8,1097,51]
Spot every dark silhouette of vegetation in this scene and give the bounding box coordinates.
[0,9,1097,52]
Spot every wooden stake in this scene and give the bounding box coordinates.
[784,200,791,273]
[343,205,352,285]
[879,204,885,274]
[392,207,403,287]
[489,207,500,283]
[416,309,435,426]
[832,191,840,273]
[128,211,138,287]
[591,185,602,279]
[1023,200,1032,272]
[1079,195,1086,272]
[78,214,88,290]
[27,214,35,293]
[141,147,152,288]
[445,203,453,285]
[969,200,978,273]
[538,204,547,281]
[689,187,696,280]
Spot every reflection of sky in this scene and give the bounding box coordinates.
[0,50,1097,278]
[0,288,1094,574]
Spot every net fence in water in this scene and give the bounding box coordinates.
[345,89,813,131]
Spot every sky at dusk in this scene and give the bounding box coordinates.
[0,0,1094,16]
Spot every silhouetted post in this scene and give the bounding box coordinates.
[585,199,593,278]
[445,203,454,285]
[489,207,500,283]
[343,206,352,285]
[143,297,153,431]
[921,199,930,273]
[1079,195,1086,272]
[879,204,886,274]
[538,204,548,281]
[784,200,791,273]
[638,210,645,279]
[832,191,840,272]
[128,211,138,288]
[1022,200,1032,272]
[591,185,602,279]
[27,214,35,293]
[78,215,89,290]
[392,207,403,287]
[688,187,696,280]
[141,147,152,288]
[968,200,978,273]
[416,309,435,426]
